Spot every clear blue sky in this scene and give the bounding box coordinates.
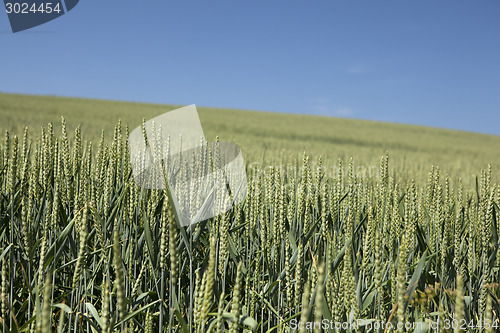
[1,1,500,135]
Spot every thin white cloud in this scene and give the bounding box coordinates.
[346,64,372,75]
[311,97,331,105]
[333,108,353,116]
[310,97,354,117]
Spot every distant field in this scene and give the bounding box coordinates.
[2,92,500,331]
[1,92,499,183]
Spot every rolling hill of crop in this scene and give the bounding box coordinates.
[1,91,500,331]
[1,92,499,183]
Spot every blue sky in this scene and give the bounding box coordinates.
[1,1,500,135]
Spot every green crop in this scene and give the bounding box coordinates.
[0,111,499,332]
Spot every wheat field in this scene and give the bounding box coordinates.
[0,95,500,332]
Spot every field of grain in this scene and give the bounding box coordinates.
[2,92,500,184]
[0,93,499,332]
